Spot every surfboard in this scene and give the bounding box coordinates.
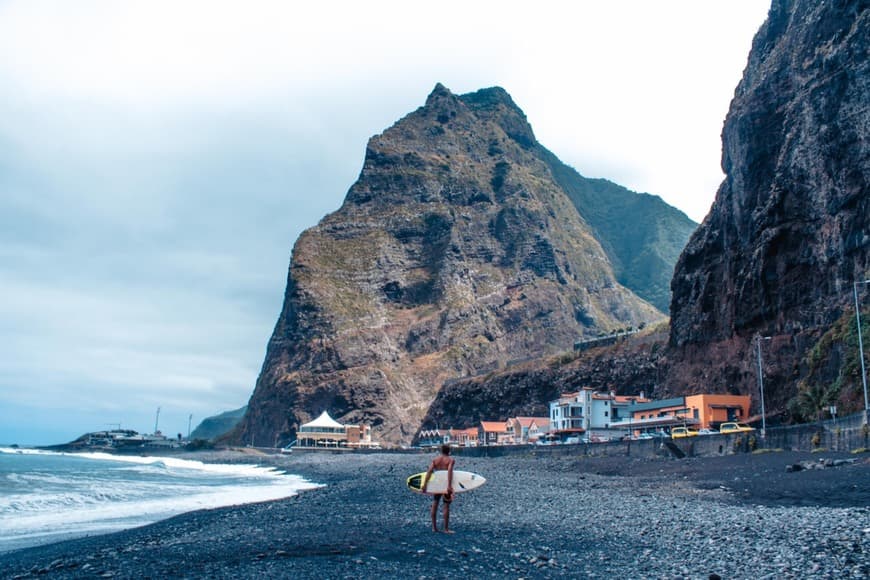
[406,470,486,494]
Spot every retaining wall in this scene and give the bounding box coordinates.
[451,411,870,460]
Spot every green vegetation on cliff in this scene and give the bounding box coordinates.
[790,308,870,422]
[539,147,697,313]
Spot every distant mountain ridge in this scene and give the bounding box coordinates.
[539,148,696,313]
[228,84,694,446]
[190,406,246,441]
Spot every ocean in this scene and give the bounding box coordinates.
[0,447,322,554]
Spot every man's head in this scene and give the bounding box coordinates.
[440,444,451,455]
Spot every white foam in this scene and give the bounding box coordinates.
[0,448,324,552]
[1,447,293,478]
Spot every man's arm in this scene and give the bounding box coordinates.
[446,458,454,495]
[421,462,435,493]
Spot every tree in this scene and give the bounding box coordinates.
[789,380,836,422]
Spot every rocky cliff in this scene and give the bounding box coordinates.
[419,0,869,431]
[667,0,869,414]
[230,84,687,446]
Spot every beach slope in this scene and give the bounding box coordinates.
[1,451,868,578]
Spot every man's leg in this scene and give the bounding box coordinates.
[430,496,440,532]
[443,497,453,533]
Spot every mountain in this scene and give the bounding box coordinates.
[666,0,869,415]
[227,84,693,446]
[540,149,696,313]
[190,406,246,441]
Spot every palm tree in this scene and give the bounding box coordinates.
[793,381,835,422]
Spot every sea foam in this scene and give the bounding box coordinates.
[0,448,323,553]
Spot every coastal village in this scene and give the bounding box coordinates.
[416,389,752,448]
[278,388,753,451]
[70,388,753,452]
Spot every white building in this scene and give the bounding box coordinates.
[549,389,648,440]
[295,411,377,449]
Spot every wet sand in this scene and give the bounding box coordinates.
[1,449,868,578]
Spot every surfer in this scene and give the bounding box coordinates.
[421,444,455,533]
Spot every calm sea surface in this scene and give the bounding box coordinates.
[0,448,322,553]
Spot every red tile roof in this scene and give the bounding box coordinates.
[510,416,549,428]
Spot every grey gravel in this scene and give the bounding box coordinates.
[0,450,868,578]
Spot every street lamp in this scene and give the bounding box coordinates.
[755,335,772,439]
[854,280,870,414]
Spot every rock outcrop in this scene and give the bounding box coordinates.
[666,0,869,412]
[230,85,687,446]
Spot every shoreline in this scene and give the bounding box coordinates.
[1,450,868,578]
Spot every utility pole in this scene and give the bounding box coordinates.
[188,414,193,440]
[854,280,870,415]
[755,336,772,439]
[154,406,161,435]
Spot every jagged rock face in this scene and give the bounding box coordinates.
[668,0,869,408]
[233,84,667,446]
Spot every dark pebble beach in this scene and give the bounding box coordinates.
[2,449,869,579]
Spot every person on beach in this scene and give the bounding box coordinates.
[421,444,455,533]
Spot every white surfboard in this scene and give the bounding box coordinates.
[406,470,486,494]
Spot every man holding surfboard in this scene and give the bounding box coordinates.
[422,444,455,533]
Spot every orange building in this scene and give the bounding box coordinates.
[615,394,751,431]
[684,394,751,429]
[478,421,509,446]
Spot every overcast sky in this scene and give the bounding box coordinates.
[0,0,770,445]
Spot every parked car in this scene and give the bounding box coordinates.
[719,422,755,434]
[632,433,654,440]
[697,428,718,435]
[671,427,699,438]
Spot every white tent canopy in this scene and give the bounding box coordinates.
[301,411,345,429]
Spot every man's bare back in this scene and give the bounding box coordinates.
[430,454,454,471]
